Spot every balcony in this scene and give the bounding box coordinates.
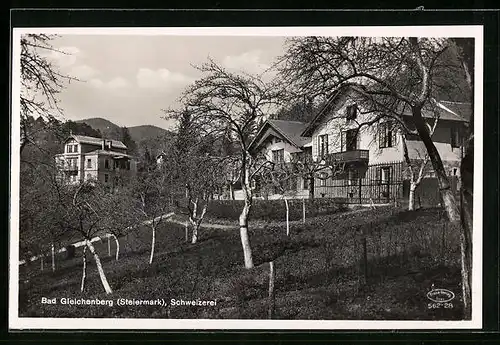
[326,150,369,164]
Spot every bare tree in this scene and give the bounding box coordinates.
[401,116,438,210]
[451,38,474,318]
[278,36,468,223]
[20,34,76,152]
[166,59,280,269]
[129,164,174,265]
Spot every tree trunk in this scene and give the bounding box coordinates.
[86,240,112,294]
[308,176,315,199]
[412,107,460,223]
[107,235,111,256]
[408,183,416,211]
[109,234,119,261]
[229,183,235,200]
[185,221,189,242]
[149,225,156,265]
[40,254,44,271]
[284,198,290,236]
[239,198,254,269]
[190,218,198,244]
[80,245,87,292]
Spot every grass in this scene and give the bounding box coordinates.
[18,206,465,320]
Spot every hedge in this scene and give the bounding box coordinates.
[206,198,348,221]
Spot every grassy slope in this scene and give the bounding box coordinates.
[19,207,464,320]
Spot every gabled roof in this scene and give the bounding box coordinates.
[66,134,127,150]
[86,149,134,159]
[301,85,471,136]
[248,119,310,153]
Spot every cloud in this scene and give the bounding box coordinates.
[70,64,98,80]
[89,77,130,89]
[136,68,194,90]
[222,50,271,75]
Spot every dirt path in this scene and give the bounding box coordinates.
[166,207,374,231]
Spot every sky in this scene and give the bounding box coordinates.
[45,35,287,130]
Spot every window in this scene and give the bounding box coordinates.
[341,129,358,151]
[73,144,78,153]
[67,145,73,153]
[451,127,461,148]
[114,160,120,169]
[67,158,78,170]
[376,166,392,185]
[105,159,110,169]
[86,159,92,168]
[86,173,92,180]
[104,174,109,183]
[303,177,310,190]
[126,161,131,170]
[346,104,358,121]
[318,134,329,158]
[272,149,284,163]
[379,121,396,148]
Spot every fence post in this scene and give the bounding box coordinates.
[358,178,362,205]
[362,229,368,285]
[268,261,275,319]
[302,198,306,224]
[51,243,55,272]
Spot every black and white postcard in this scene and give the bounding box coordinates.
[9,25,483,330]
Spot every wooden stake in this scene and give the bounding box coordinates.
[51,243,55,272]
[268,261,275,319]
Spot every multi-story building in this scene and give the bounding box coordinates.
[55,134,137,189]
[249,85,471,204]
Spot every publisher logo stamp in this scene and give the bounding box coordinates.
[427,288,455,309]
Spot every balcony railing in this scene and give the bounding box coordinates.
[326,150,369,164]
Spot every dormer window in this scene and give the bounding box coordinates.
[346,104,358,121]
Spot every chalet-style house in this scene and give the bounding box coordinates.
[248,85,471,203]
[55,134,137,189]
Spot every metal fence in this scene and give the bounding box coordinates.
[315,161,405,204]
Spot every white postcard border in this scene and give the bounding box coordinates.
[9,25,484,330]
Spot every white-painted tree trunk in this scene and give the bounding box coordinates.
[239,192,254,269]
[80,245,87,292]
[190,219,198,244]
[284,198,290,236]
[109,234,120,260]
[149,225,156,265]
[51,243,55,272]
[408,183,416,211]
[85,240,112,294]
[185,221,189,242]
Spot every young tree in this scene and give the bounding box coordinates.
[166,59,280,268]
[278,36,469,223]
[400,116,438,211]
[129,163,175,265]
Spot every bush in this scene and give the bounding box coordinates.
[206,199,347,221]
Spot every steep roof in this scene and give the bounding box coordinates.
[301,85,471,136]
[248,119,310,152]
[67,134,127,150]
